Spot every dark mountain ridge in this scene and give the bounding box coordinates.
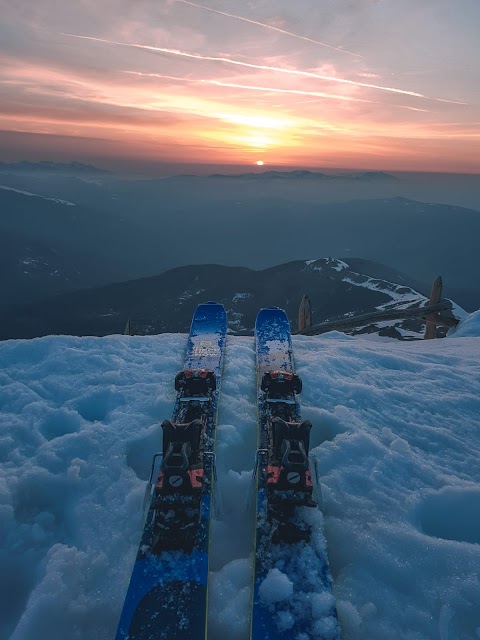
[0,258,442,341]
[1,178,478,310]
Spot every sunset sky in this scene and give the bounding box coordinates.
[1,0,479,173]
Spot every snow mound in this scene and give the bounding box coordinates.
[415,486,480,545]
[0,331,479,640]
[259,568,294,604]
[449,309,480,337]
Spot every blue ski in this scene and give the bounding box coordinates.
[115,302,227,640]
[251,307,341,640]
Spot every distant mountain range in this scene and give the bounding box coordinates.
[207,170,398,181]
[0,258,456,341]
[0,163,396,181]
[0,161,109,174]
[1,166,479,312]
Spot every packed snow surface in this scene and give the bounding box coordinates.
[1,311,480,640]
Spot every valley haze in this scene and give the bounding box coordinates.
[1,163,479,317]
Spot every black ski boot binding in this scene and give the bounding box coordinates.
[175,369,216,398]
[261,370,302,397]
[157,418,204,493]
[267,417,315,503]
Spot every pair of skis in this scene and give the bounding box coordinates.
[115,302,340,640]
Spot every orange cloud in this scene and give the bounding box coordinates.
[0,15,477,173]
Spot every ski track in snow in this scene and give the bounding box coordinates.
[1,312,480,640]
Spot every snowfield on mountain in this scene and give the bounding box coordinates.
[1,311,480,640]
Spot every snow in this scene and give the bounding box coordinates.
[332,260,349,272]
[259,568,294,604]
[0,184,75,206]
[179,289,206,301]
[254,503,340,638]
[449,309,480,337]
[305,258,348,273]
[341,274,425,309]
[1,314,480,640]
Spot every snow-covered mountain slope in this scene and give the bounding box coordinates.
[303,258,436,339]
[1,313,479,640]
[0,184,75,206]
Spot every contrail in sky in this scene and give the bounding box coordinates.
[293,97,431,112]
[123,69,374,103]
[61,33,466,104]
[174,0,363,58]
[125,70,437,112]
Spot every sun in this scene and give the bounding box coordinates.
[256,160,264,166]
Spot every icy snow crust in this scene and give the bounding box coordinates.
[1,317,480,640]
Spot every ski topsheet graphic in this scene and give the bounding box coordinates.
[115,302,227,640]
[251,307,341,640]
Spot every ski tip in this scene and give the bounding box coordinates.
[255,307,291,334]
[196,301,227,314]
[256,306,288,317]
[257,306,285,314]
